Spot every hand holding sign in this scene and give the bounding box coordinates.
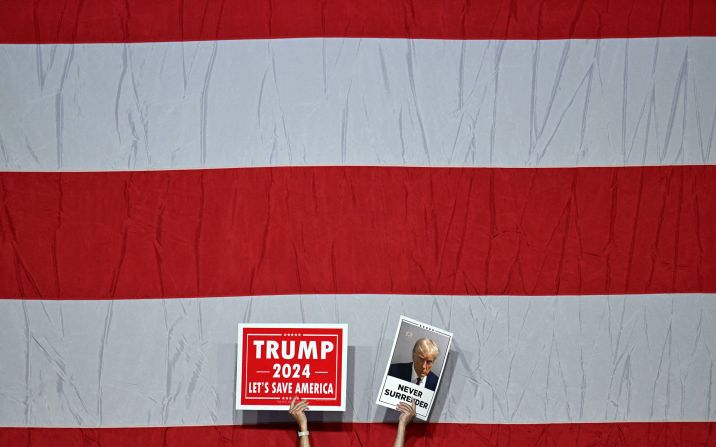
[289,397,309,431]
[393,400,417,447]
[289,396,311,447]
[396,400,416,428]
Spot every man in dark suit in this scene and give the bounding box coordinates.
[388,338,439,391]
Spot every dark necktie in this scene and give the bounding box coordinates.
[415,377,422,385]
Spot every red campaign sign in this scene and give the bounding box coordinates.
[236,324,347,411]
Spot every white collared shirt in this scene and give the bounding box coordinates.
[410,367,427,388]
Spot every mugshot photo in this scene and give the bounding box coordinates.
[386,318,451,392]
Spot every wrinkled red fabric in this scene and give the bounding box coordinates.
[2,422,715,447]
[2,0,716,44]
[2,166,714,299]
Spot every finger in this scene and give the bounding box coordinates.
[289,396,297,409]
[295,401,310,412]
[396,402,410,413]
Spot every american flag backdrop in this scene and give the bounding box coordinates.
[1,1,716,445]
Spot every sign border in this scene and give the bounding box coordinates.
[236,323,348,411]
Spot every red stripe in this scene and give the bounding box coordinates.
[1,166,714,299]
[3,0,716,43]
[1,422,715,446]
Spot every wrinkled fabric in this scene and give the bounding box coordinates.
[1,39,715,171]
[1,166,714,299]
[1,0,715,445]
[0,294,714,426]
[1,423,715,447]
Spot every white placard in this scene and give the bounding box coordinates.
[376,316,453,420]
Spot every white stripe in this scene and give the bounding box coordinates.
[1,37,714,171]
[0,294,714,427]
